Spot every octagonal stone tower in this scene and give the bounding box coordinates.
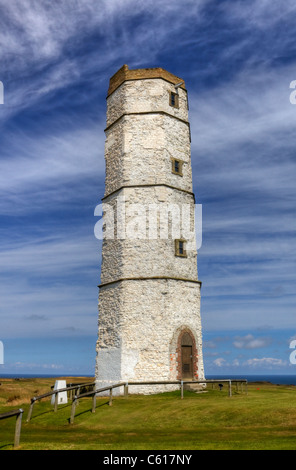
[95,65,204,393]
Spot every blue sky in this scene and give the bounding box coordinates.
[0,0,295,377]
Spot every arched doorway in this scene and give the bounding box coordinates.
[170,326,199,381]
[180,331,194,380]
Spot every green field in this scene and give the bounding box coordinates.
[1,377,296,450]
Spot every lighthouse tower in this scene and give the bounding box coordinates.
[95,65,204,393]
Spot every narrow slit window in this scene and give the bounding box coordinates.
[179,241,184,255]
[175,239,187,257]
[169,92,179,108]
[171,158,183,176]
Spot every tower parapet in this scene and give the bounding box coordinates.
[107,64,186,97]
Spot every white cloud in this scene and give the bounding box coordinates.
[213,357,226,367]
[191,64,296,157]
[221,0,296,30]
[244,357,287,368]
[204,340,216,349]
[0,233,99,275]
[0,0,295,345]
[189,58,296,334]
[12,361,64,370]
[233,334,271,349]
[0,0,208,117]
[212,357,240,368]
[0,121,105,214]
[0,230,101,338]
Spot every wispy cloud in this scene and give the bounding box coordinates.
[190,57,296,334]
[212,356,288,370]
[0,232,100,276]
[221,0,296,30]
[0,120,105,214]
[213,357,226,367]
[12,361,64,370]
[243,357,287,368]
[0,0,295,373]
[0,0,209,119]
[233,334,272,350]
[0,228,101,338]
[191,64,296,156]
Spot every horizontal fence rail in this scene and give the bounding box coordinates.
[26,381,95,422]
[69,379,248,423]
[0,408,24,448]
[70,382,125,424]
[50,382,95,400]
[25,378,248,424]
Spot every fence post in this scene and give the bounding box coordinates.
[14,409,23,448]
[228,380,232,397]
[70,397,78,424]
[76,386,81,405]
[26,398,35,423]
[54,392,58,412]
[181,381,184,399]
[92,392,96,413]
[124,382,128,397]
[109,387,113,406]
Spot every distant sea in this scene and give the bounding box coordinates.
[206,375,296,386]
[0,373,295,386]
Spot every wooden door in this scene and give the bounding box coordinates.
[181,345,193,379]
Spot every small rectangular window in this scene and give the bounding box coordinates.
[169,92,179,108]
[175,239,187,257]
[179,241,184,255]
[171,158,183,176]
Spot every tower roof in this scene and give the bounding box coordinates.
[107,64,186,97]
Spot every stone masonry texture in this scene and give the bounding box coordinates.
[95,65,205,394]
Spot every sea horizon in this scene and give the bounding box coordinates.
[206,374,296,386]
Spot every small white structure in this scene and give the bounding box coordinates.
[51,380,68,405]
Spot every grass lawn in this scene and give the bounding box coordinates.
[1,377,296,450]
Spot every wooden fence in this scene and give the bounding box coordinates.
[25,378,248,424]
[0,408,24,448]
[26,381,95,422]
[69,379,248,424]
[0,378,248,446]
